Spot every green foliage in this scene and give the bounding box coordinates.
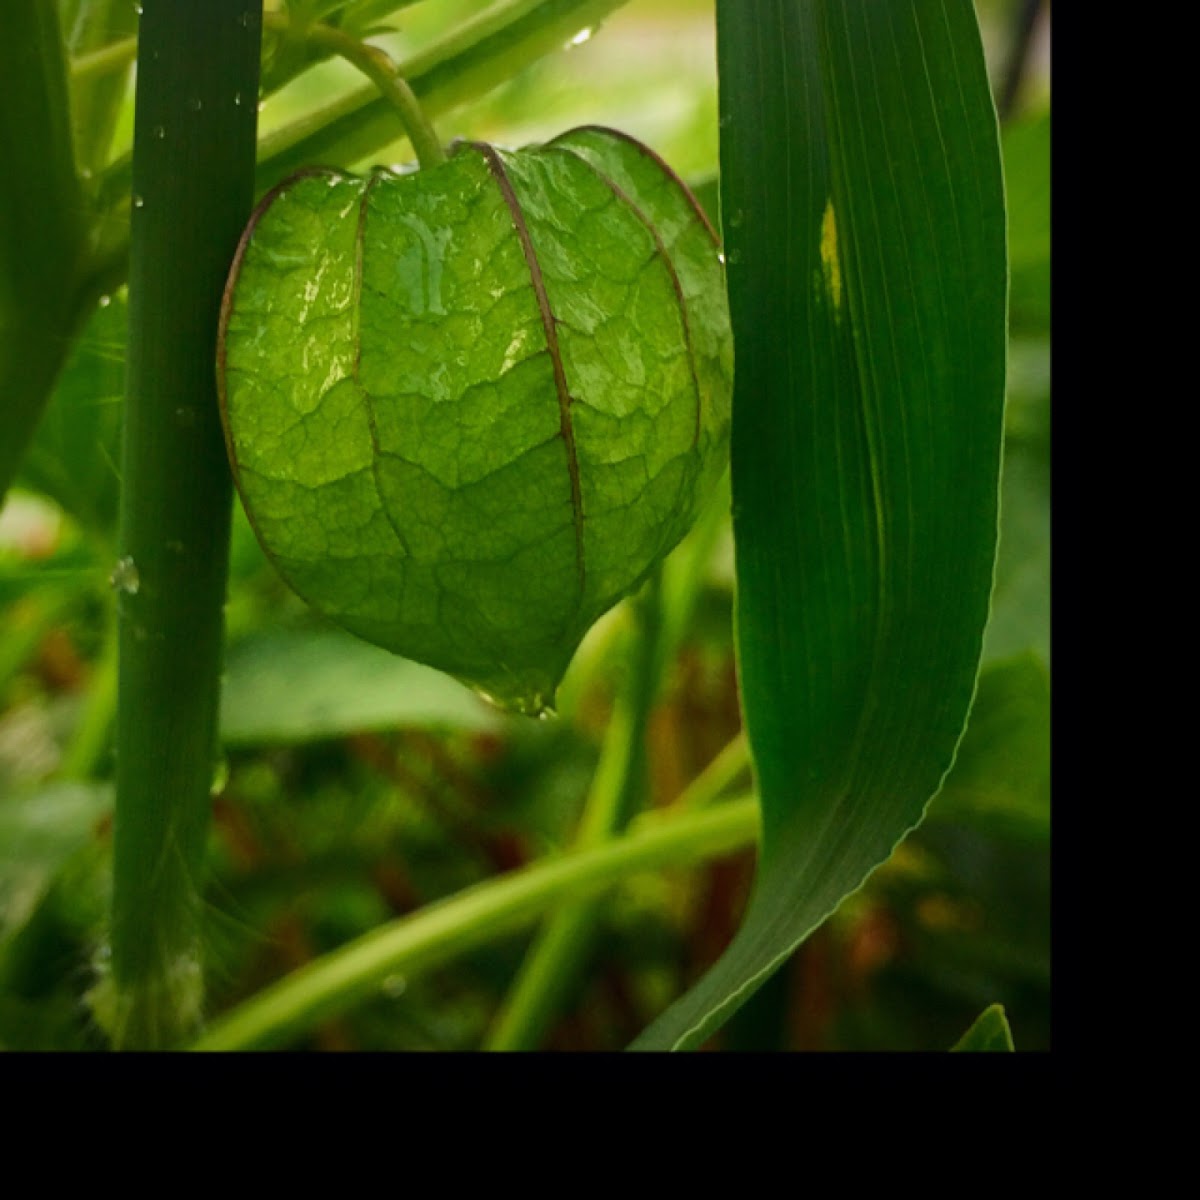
[952,1003,1015,1051]
[220,128,730,713]
[634,0,1008,1050]
[0,0,1048,1052]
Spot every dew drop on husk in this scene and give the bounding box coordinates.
[472,685,557,720]
[109,556,140,595]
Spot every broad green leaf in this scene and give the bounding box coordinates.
[220,627,499,746]
[951,1003,1014,1052]
[219,128,731,716]
[634,0,1006,1049]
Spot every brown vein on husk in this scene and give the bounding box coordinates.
[544,143,704,450]
[470,141,586,602]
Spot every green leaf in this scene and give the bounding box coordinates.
[951,1003,1014,1052]
[633,0,1006,1049]
[219,128,731,715]
[220,628,499,746]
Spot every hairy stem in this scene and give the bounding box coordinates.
[193,795,760,1051]
[99,0,262,1050]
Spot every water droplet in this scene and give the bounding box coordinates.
[109,556,140,595]
[133,1,143,14]
[153,124,165,139]
[381,974,407,999]
[256,100,265,112]
[234,91,243,106]
[98,294,112,308]
[132,194,144,209]
[210,757,229,797]
[239,10,252,27]
[472,685,555,719]
[717,251,726,265]
[567,26,594,48]
[189,97,203,112]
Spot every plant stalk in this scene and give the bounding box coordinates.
[100,0,262,1050]
[299,19,447,168]
[193,794,760,1051]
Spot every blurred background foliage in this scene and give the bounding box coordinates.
[0,0,1049,1051]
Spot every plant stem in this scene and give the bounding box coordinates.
[87,0,629,313]
[259,0,626,180]
[671,731,750,812]
[299,19,446,168]
[193,794,760,1051]
[100,0,262,1050]
[485,572,662,1050]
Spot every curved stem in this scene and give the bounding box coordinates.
[299,19,446,168]
[193,794,760,1051]
[74,11,448,170]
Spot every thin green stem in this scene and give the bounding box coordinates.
[485,573,662,1050]
[299,19,446,168]
[193,794,760,1051]
[99,0,262,1051]
[671,731,750,813]
[90,0,628,301]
